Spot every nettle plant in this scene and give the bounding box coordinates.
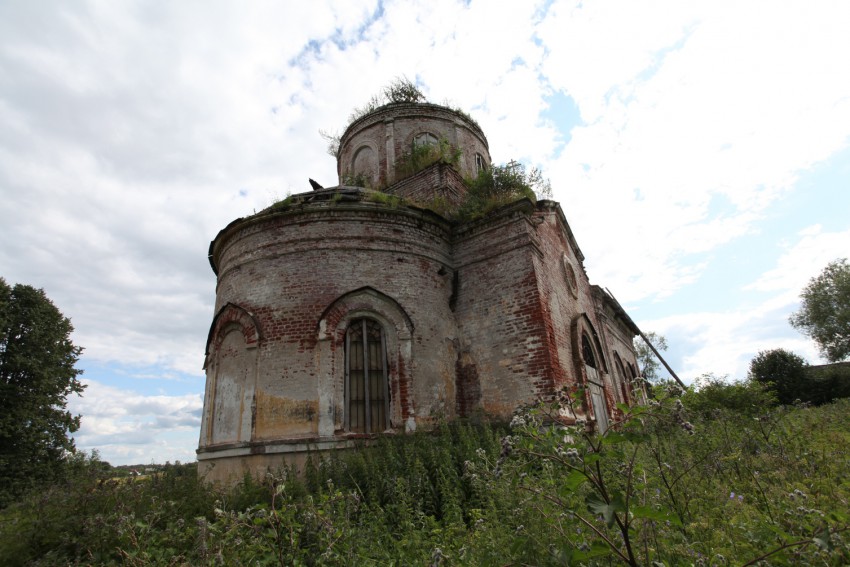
[478,385,690,565]
[469,385,850,566]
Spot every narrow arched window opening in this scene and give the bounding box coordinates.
[614,355,630,405]
[345,318,389,433]
[582,334,609,433]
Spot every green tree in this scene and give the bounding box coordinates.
[789,258,850,362]
[0,278,85,507]
[683,373,777,417]
[748,348,808,405]
[634,332,668,382]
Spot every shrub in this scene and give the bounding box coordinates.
[4,404,850,564]
[749,348,809,405]
[683,373,777,417]
[393,137,461,181]
[805,363,850,404]
[458,161,551,220]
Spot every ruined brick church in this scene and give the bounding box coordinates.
[198,100,645,482]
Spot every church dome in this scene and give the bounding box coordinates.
[337,102,491,189]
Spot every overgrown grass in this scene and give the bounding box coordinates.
[3,395,849,565]
[457,162,552,221]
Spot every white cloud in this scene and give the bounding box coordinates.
[642,226,850,381]
[538,1,850,302]
[68,379,202,465]
[747,225,850,295]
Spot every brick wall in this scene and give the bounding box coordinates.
[338,103,491,188]
[200,191,643,476]
[204,199,458,448]
[385,162,468,207]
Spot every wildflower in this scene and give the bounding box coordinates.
[499,436,513,459]
[564,447,580,462]
[510,414,526,429]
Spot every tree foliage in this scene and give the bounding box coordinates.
[0,278,85,507]
[748,348,808,405]
[789,258,850,362]
[633,332,668,383]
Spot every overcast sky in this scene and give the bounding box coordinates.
[2,0,849,466]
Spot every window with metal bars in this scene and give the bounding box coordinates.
[344,318,389,433]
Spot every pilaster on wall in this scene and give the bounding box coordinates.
[451,201,555,417]
[384,119,395,185]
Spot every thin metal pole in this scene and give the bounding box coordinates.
[344,327,350,431]
[637,329,686,389]
[602,287,686,389]
[381,327,389,431]
[362,320,371,434]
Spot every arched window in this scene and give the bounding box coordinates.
[345,318,389,433]
[614,354,630,405]
[475,153,487,173]
[626,362,642,402]
[582,334,610,433]
[413,132,438,147]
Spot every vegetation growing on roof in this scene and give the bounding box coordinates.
[363,190,403,208]
[348,76,427,125]
[339,172,370,188]
[456,161,552,221]
[394,137,461,180]
[321,78,484,158]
